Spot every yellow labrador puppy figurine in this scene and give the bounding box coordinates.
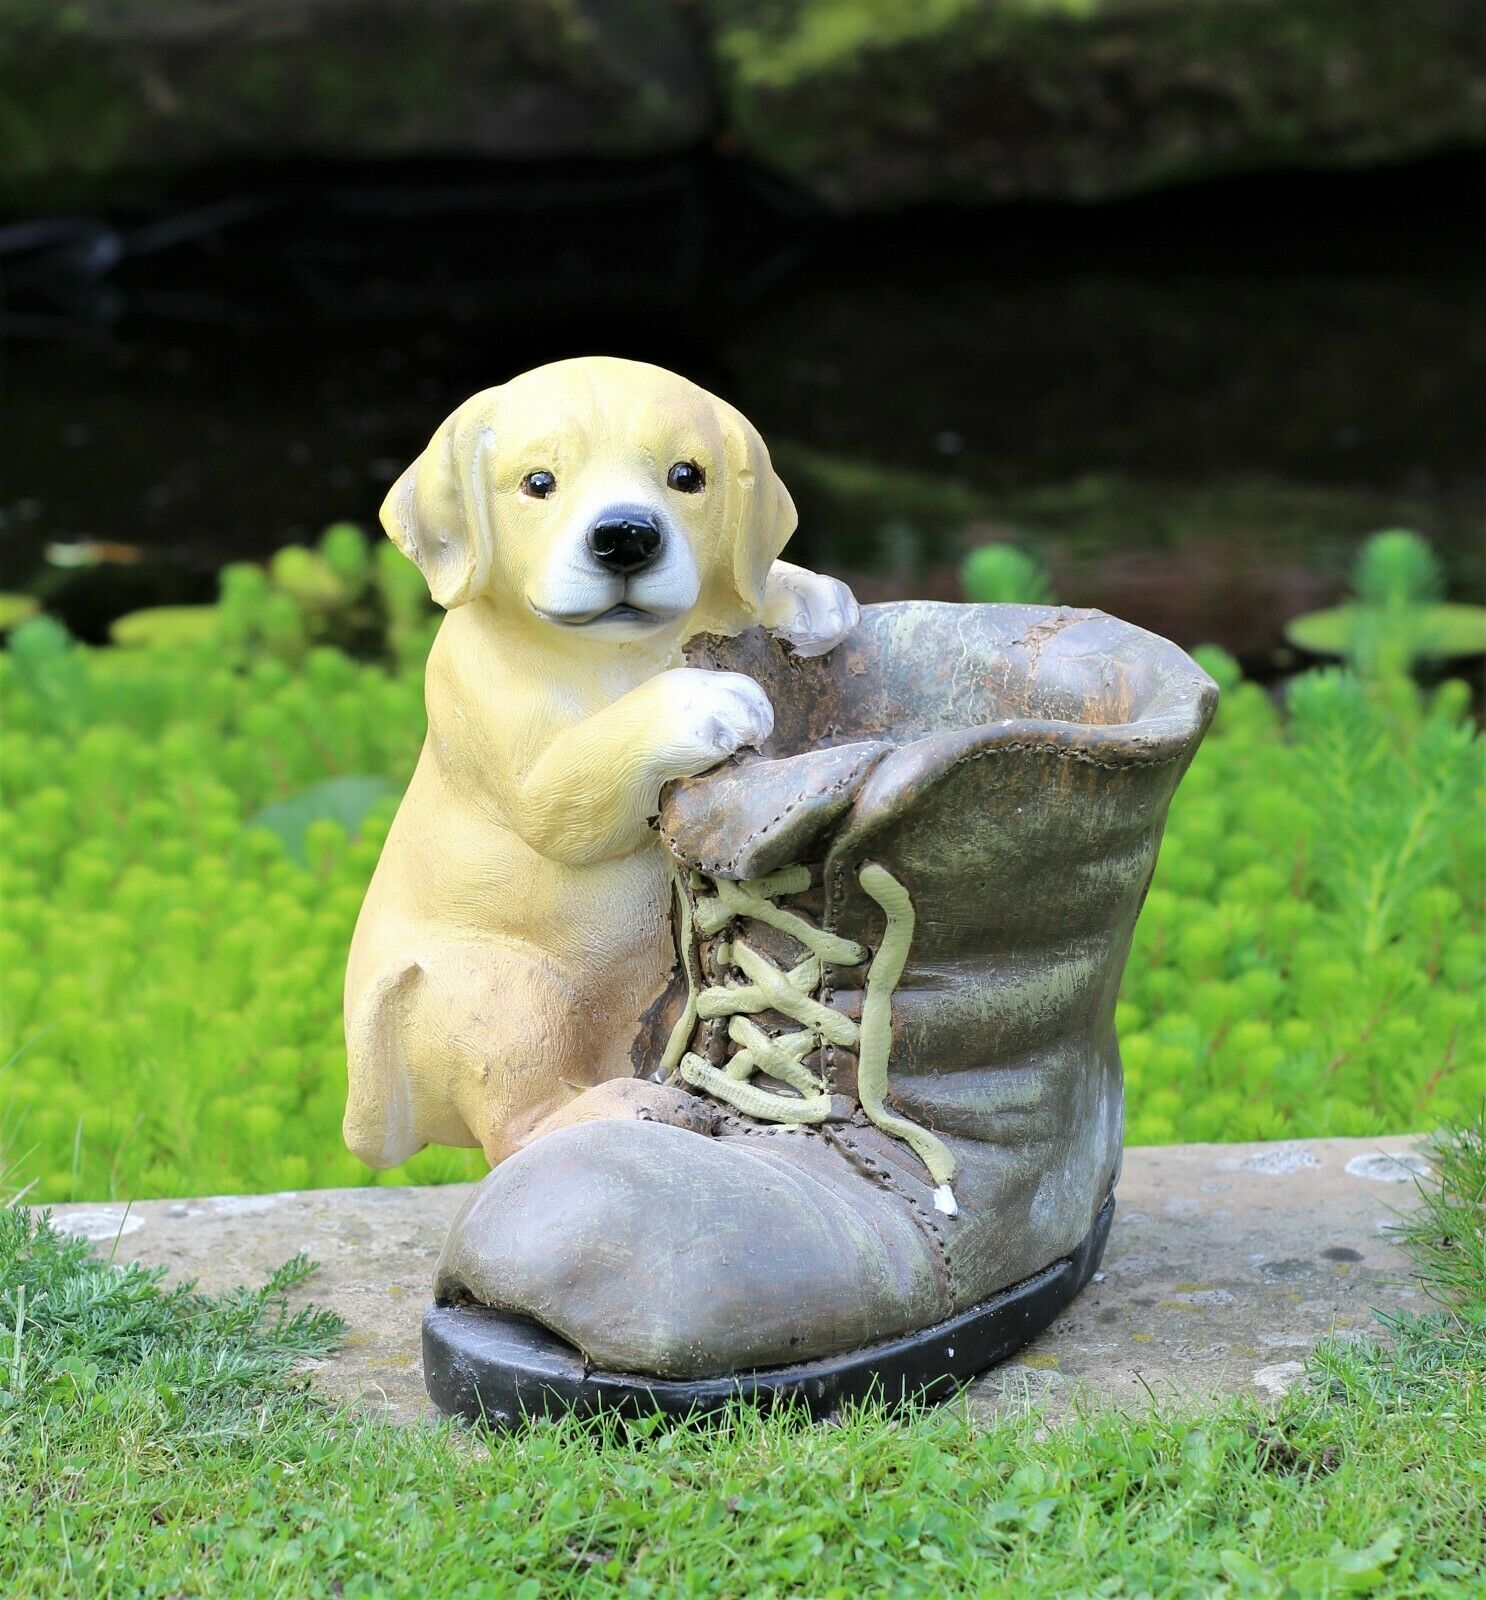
[344,357,857,1170]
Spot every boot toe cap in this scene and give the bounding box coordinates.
[434,1118,946,1379]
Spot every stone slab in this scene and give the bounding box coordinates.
[49,1134,1431,1427]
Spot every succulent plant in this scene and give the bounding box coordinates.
[1,541,1480,1203]
[1286,530,1486,676]
[959,542,1055,605]
[0,594,40,633]
[109,606,220,649]
[109,522,437,671]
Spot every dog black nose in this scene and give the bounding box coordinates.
[589,515,662,575]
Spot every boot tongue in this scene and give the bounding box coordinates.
[659,741,889,881]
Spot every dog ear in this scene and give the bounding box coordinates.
[692,404,798,634]
[380,397,498,610]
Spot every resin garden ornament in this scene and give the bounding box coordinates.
[343,357,857,1172]
[344,357,1217,1420]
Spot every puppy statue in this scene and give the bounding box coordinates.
[344,357,858,1170]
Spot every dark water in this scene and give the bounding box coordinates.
[6,153,1484,667]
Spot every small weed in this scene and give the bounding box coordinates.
[1387,1119,1486,1314]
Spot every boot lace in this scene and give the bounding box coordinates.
[661,862,959,1216]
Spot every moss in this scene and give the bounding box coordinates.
[0,36,147,193]
[717,0,1093,93]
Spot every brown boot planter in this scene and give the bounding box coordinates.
[425,602,1217,1424]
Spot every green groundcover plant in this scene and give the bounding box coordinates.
[2,1119,1482,1597]
[0,530,1482,1202]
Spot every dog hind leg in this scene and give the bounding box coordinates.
[441,948,640,1167]
[344,960,426,1169]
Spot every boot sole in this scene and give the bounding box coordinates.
[423,1192,1113,1426]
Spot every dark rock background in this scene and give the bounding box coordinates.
[5,5,1483,672]
[8,154,1482,666]
[4,0,1484,210]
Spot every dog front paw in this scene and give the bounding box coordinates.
[762,564,860,658]
[645,669,775,778]
[693,670,775,756]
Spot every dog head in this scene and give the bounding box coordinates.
[380,357,797,644]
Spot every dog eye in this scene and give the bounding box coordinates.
[521,470,557,499]
[666,460,705,494]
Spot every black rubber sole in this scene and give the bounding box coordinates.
[423,1193,1113,1427]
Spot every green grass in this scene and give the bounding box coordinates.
[2,1119,1482,1597]
[0,529,1481,1201]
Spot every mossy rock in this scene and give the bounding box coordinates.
[7,0,1483,208]
[706,0,1486,208]
[1286,603,1486,662]
[0,0,710,206]
[109,606,220,649]
[0,593,40,633]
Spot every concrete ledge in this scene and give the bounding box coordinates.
[49,1135,1429,1426]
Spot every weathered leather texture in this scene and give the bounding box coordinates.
[435,603,1216,1378]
